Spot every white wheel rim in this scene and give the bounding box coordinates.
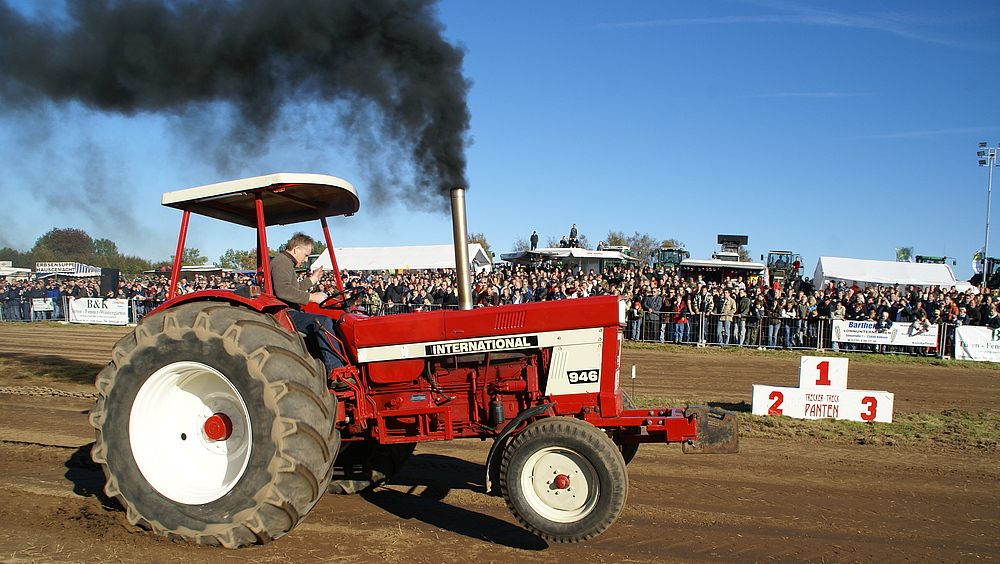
[130,361,252,504]
[519,446,599,523]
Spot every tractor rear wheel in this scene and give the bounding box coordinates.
[89,301,338,548]
[328,442,416,494]
[500,417,627,543]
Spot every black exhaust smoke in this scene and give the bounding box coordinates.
[0,0,471,211]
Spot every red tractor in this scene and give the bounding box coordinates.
[89,173,738,548]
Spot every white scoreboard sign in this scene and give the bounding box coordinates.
[796,356,849,389]
[751,356,894,423]
[752,386,894,422]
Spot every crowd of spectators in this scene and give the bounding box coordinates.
[3,260,995,355]
[315,262,994,354]
[0,272,255,321]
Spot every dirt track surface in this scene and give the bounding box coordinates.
[0,324,997,563]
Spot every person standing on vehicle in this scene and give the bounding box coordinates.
[271,233,346,377]
[529,230,539,250]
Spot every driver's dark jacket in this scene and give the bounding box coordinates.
[270,250,311,307]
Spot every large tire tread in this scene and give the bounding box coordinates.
[500,416,627,543]
[90,301,337,548]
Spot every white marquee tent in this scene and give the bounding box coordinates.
[311,244,492,273]
[0,266,32,279]
[812,256,969,290]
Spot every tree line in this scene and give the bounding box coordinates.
[1,226,688,277]
[0,228,331,276]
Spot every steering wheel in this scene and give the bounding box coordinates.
[318,285,367,310]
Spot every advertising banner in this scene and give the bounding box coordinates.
[68,297,129,325]
[31,298,54,312]
[35,262,78,273]
[831,319,937,348]
[752,385,894,423]
[955,326,1000,362]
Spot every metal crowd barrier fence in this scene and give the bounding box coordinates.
[0,297,65,322]
[624,311,950,358]
[0,296,163,324]
[0,295,965,359]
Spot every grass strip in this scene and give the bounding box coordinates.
[631,394,1000,452]
[624,342,1000,371]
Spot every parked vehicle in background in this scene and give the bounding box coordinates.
[765,250,802,288]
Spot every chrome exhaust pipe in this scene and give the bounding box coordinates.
[450,187,473,310]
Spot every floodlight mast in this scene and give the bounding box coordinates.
[979,142,999,293]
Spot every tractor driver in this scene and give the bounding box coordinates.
[270,232,347,377]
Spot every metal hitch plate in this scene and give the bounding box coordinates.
[682,405,740,454]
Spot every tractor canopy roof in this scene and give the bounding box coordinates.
[161,173,359,228]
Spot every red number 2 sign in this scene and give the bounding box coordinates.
[768,390,784,415]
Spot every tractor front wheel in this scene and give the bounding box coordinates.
[89,301,338,547]
[500,417,627,543]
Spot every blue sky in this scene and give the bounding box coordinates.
[0,0,997,281]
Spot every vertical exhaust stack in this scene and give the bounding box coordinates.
[450,188,474,310]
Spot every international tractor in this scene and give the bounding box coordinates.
[89,173,739,548]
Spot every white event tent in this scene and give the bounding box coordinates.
[812,256,969,290]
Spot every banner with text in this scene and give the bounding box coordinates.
[955,326,1000,362]
[831,319,938,348]
[31,298,54,312]
[68,298,129,325]
[35,262,79,273]
[752,385,894,422]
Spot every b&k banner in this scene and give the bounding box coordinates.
[955,326,1000,362]
[68,298,129,325]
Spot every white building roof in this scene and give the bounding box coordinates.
[813,256,962,289]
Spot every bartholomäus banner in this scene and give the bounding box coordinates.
[831,319,937,348]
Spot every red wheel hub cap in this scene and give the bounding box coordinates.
[204,413,233,441]
[553,474,570,489]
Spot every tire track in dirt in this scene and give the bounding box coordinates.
[0,324,131,366]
